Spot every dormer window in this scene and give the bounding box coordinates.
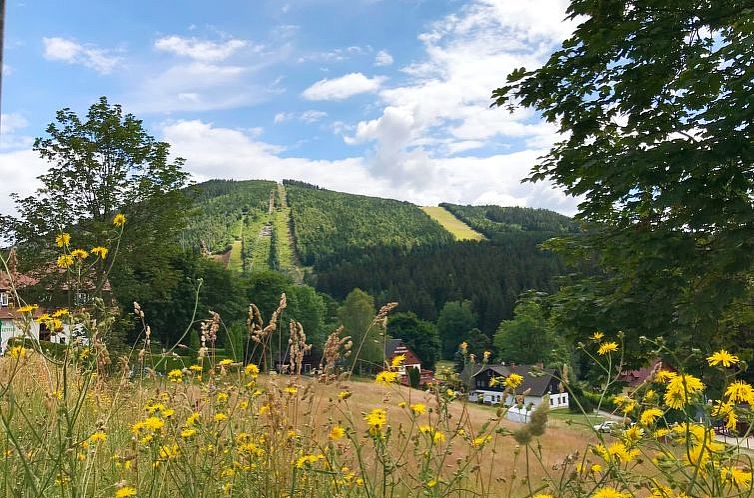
[0,293,8,307]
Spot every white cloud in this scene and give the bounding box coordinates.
[1,113,28,134]
[161,120,578,215]
[374,49,394,66]
[302,73,386,101]
[0,150,47,217]
[342,0,575,188]
[42,36,120,74]
[126,62,275,113]
[300,110,328,123]
[274,110,328,124]
[154,35,250,62]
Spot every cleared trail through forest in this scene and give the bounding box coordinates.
[421,206,485,241]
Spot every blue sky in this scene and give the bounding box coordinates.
[0,0,581,216]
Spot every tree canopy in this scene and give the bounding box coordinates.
[493,1,754,354]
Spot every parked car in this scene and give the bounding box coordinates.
[593,420,620,433]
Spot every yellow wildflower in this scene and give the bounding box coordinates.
[55,232,71,248]
[664,374,704,409]
[329,425,346,441]
[214,413,228,422]
[283,386,298,395]
[375,370,399,385]
[591,331,604,341]
[592,488,629,498]
[597,342,618,355]
[640,407,664,426]
[296,453,325,468]
[181,429,197,438]
[654,370,676,383]
[115,486,137,498]
[51,308,69,318]
[185,412,200,426]
[410,403,426,415]
[725,380,754,404]
[167,369,183,383]
[91,246,108,259]
[244,363,259,377]
[338,390,352,400]
[113,213,126,227]
[219,359,233,366]
[89,431,107,444]
[57,254,74,269]
[391,354,406,367]
[364,408,387,433]
[17,304,38,313]
[70,249,88,259]
[159,444,179,460]
[721,466,753,488]
[504,373,524,390]
[707,349,739,368]
[472,435,493,448]
[8,346,27,359]
[217,392,229,403]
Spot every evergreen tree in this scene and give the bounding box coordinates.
[437,300,478,359]
[387,312,441,370]
[338,289,382,371]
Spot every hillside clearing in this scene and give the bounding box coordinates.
[421,206,485,241]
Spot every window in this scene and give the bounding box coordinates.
[0,293,8,307]
[75,292,89,306]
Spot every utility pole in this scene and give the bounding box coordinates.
[0,0,6,136]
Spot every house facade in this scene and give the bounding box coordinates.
[464,364,569,410]
[0,249,90,351]
[384,338,434,386]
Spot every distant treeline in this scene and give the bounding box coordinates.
[312,234,566,333]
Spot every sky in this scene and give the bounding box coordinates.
[0,0,581,217]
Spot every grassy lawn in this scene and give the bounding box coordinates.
[421,206,485,241]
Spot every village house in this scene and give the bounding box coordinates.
[0,249,109,350]
[384,338,434,386]
[463,363,568,410]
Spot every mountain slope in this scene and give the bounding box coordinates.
[284,180,453,269]
[183,179,577,334]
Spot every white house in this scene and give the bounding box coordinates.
[0,249,89,351]
[463,363,569,411]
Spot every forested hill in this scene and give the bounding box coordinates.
[283,180,454,268]
[183,179,577,335]
[441,204,578,241]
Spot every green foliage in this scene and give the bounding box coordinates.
[284,181,453,269]
[285,284,327,351]
[316,237,566,333]
[566,383,594,414]
[463,328,492,359]
[180,180,276,254]
[493,292,563,366]
[338,289,382,370]
[408,366,421,389]
[387,312,441,370]
[437,301,478,359]
[0,97,192,345]
[493,1,754,357]
[136,253,247,347]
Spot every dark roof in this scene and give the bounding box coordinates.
[463,363,561,397]
[385,338,403,358]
